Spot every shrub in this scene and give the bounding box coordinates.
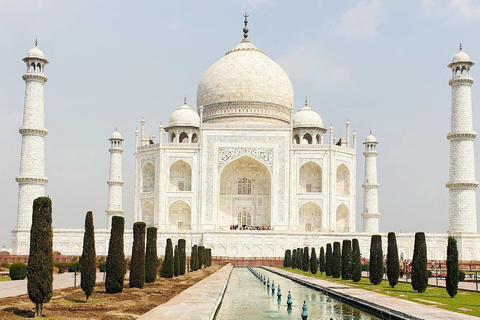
[387,232,399,288]
[130,222,146,288]
[299,248,304,270]
[427,270,432,278]
[1,262,11,269]
[145,227,158,283]
[361,263,370,272]
[352,239,362,282]
[291,249,297,269]
[160,239,174,278]
[191,245,198,271]
[284,249,292,268]
[206,248,212,266]
[9,262,27,280]
[332,242,341,278]
[105,216,126,294]
[369,235,383,285]
[302,247,310,272]
[319,247,325,274]
[99,261,106,272]
[325,244,333,276]
[80,211,96,301]
[411,232,428,293]
[68,262,79,273]
[178,239,186,275]
[174,245,180,277]
[310,248,317,274]
[458,271,465,282]
[27,197,53,317]
[446,236,458,297]
[198,246,205,269]
[341,240,352,280]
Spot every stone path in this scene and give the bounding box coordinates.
[138,264,233,320]
[264,267,479,320]
[0,272,105,298]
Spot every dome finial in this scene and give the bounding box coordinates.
[35,38,37,46]
[305,96,308,107]
[370,129,372,134]
[243,12,249,39]
[184,95,187,105]
[460,42,462,51]
[115,126,117,131]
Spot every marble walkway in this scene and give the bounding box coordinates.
[264,266,479,320]
[0,272,105,298]
[138,263,233,320]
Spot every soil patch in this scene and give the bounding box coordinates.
[0,265,221,319]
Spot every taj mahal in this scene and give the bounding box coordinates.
[9,17,480,261]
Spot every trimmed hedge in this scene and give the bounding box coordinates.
[198,246,205,269]
[129,222,146,288]
[191,245,198,271]
[310,248,317,274]
[387,232,399,288]
[411,232,428,293]
[325,243,333,276]
[351,238,362,282]
[80,211,96,301]
[174,245,180,277]
[145,227,158,283]
[291,249,297,269]
[284,249,292,268]
[446,236,458,297]
[9,262,27,280]
[369,235,383,285]
[105,216,126,294]
[178,239,186,275]
[341,240,352,280]
[332,242,341,278]
[319,247,325,275]
[302,247,310,272]
[160,238,174,278]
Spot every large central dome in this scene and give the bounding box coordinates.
[196,39,294,124]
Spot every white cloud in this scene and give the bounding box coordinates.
[334,0,383,40]
[276,43,351,88]
[422,0,480,20]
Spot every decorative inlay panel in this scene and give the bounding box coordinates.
[218,148,273,168]
[168,197,192,207]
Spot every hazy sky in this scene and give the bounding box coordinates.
[1,0,480,248]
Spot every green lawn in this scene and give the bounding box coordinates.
[0,277,11,282]
[276,267,480,318]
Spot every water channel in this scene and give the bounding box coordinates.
[215,267,380,319]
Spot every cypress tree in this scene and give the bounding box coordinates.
[191,245,198,271]
[325,243,333,276]
[106,216,126,293]
[341,240,352,280]
[299,248,303,270]
[27,197,53,317]
[319,247,325,275]
[369,235,383,285]
[129,222,146,288]
[198,246,205,269]
[80,211,96,301]
[160,238,174,278]
[174,245,180,277]
[387,232,399,288]
[178,239,186,275]
[332,242,341,278]
[446,236,459,298]
[145,227,158,283]
[302,247,310,272]
[351,238,362,282]
[284,249,291,267]
[205,248,211,267]
[291,249,297,269]
[411,232,428,293]
[310,248,317,274]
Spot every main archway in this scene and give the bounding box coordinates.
[219,156,271,229]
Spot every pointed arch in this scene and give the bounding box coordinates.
[169,160,192,191]
[293,134,300,144]
[142,162,155,192]
[170,133,176,142]
[336,203,349,232]
[179,132,188,143]
[169,200,191,230]
[191,133,198,143]
[299,161,322,193]
[302,133,312,144]
[336,164,350,195]
[142,201,154,226]
[299,202,322,231]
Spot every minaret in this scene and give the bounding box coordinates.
[15,41,49,229]
[106,129,124,229]
[362,133,379,233]
[447,45,478,233]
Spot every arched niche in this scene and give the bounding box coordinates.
[336,164,350,195]
[142,201,155,226]
[299,161,322,193]
[179,132,188,143]
[336,203,349,232]
[142,162,155,192]
[298,202,322,231]
[169,200,191,230]
[169,160,192,191]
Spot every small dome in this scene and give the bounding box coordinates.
[452,50,470,64]
[169,103,200,127]
[365,134,377,143]
[293,105,323,128]
[27,45,45,59]
[111,130,122,140]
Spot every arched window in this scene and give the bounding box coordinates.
[299,202,322,231]
[316,134,322,144]
[142,162,155,192]
[299,162,322,193]
[179,132,188,143]
[191,133,198,143]
[336,164,350,195]
[170,133,176,143]
[461,66,466,76]
[169,160,192,191]
[237,210,252,226]
[293,134,300,145]
[336,203,349,232]
[237,177,252,195]
[303,133,312,144]
[142,201,154,226]
[169,200,191,230]
[30,62,35,72]
[37,63,41,72]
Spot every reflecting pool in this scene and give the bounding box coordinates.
[215,267,380,319]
